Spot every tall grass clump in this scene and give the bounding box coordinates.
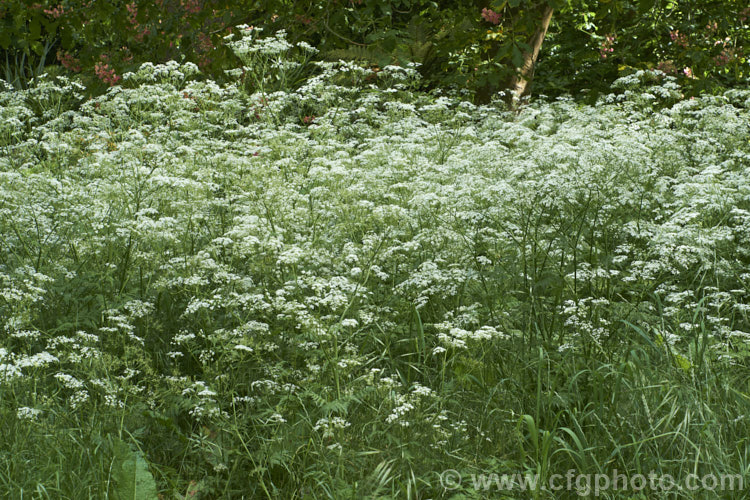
[1,29,750,499]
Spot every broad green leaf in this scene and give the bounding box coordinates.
[674,354,692,373]
[60,27,73,49]
[0,29,11,50]
[511,43,525,68]
[30,41,43,56]
[381,31,397,52]
[639,0,655,14]
[29,17,41,40]
[111,438,159,500]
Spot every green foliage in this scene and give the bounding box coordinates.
[537,0,750,99]
[1,0,747,99]
[110,438,159,500]
[1,58,750,497]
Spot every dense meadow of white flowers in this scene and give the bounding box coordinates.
[1,28,750,497]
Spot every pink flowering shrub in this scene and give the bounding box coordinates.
[669,30,689,48]
[480,8,501,25]
[57,51,82,72]
[94,60,121,86]
[181,0,202,16]
[43,4,64,19]
[600,34,615,58]
[194,32,215,69]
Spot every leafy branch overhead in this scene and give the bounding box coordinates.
[1,0,747,99]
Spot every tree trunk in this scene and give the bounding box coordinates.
[509,4,554,107]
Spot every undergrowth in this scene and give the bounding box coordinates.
[1,29,750,499]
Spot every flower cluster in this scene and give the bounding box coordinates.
[94,61,121,86]
[600,33,615,58]
[481,7,501,25]
[670,30,689,48]
[43,4,64,19]
[2,46,750,497]
[57,51,82,72]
